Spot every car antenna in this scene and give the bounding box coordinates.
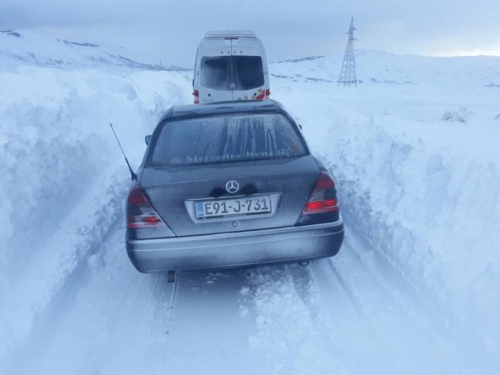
[109,123,137,181]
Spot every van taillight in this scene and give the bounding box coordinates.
[265,89,271,98]
[193,90,199,104]
[127,185,166,228]
[303,171,338,214]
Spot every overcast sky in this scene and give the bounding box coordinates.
[1,0,499,67]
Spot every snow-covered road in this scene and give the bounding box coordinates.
[3,219,496,375]
[4,218,267,375]
[1,48,500,374]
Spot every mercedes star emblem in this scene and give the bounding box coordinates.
[226,180,240,194]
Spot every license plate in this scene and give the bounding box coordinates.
[195,195,272,219]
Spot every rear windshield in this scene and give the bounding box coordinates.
[201,56,264,90]
[150,113,307,166]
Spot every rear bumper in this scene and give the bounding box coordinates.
[126,220,344,272]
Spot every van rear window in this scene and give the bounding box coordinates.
[201,57,231,90]
[150,114,307,166]
[233,56,264,90]
[200,56,264,91]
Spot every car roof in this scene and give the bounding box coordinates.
[159,100,286,122]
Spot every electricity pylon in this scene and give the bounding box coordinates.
[337,17,357,87]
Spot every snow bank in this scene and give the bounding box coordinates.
[270,73,500,356]
[0,65,191,361]
[326,110,500,353]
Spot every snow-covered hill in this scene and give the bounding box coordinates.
[272,50,500,87]
[1,32,499,374]
[0,29,188,72]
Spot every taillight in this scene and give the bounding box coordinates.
[193,89,199,104]
[127,185,166,228]
[265,88,271,98]
[303,171,338,214]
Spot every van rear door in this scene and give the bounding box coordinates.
[199,39,233,102]
[231,39,268,101]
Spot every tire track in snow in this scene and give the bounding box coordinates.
[287,264,353,375]
[6,229,266,375]
[4,221,183,375]
[0,168,128,373]
[307,256,428,375]
[343,221,498,373]
[319,258,365,317]
[1,215,124,375]
[144,271,180,375]
[304,225,497,375]
[325,156,497,371]
[83,247,180,375]
[246,265,350,375]
[305,259,389,374]
[155,269,268,375]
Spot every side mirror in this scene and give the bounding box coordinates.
[145,135,152,145]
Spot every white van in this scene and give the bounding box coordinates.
[193,31,270,103]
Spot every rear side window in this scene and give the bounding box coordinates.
[200,56,264,91]
[150,114,307,166]
[201,57,231,90]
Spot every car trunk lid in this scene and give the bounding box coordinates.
[140,156,319,236]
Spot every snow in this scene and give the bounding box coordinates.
[1,30,499,374]
[0,29,188,72]
[268,59,500,359]
[0,64,193,362]
[274,50,500,88]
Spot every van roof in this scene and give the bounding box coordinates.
[160,100,286,122]
[204,30,257,39]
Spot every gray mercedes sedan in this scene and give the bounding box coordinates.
[126,100,344,273]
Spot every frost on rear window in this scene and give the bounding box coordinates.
[150,114,307,166]
[233,56,264,90]
[201,57,231,90]
[200,56,264,91]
